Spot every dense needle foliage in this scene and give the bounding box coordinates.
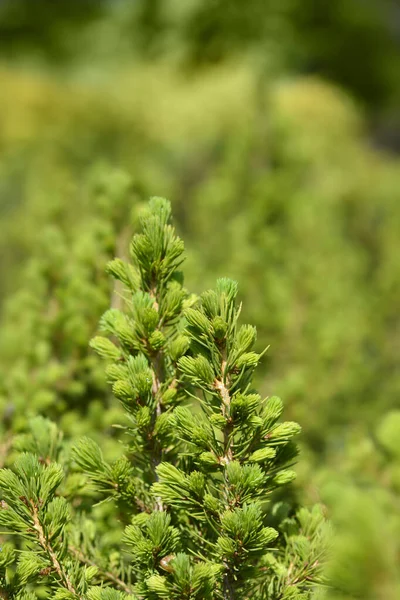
[0,3,399,598]
[0,198,328,599]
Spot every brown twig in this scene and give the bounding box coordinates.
[149,284,164,511]
[215,354,237,600]
[215,358,233,465]
[69,545,133,595]
[31,502,78,597]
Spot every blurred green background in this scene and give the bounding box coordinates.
[0,1,399,598]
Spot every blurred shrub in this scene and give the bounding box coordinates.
[0,64,399,455]
[0,59,399,598]
[0,3,398,596]
[0,0,399,115]
[0,166,137,465]
[0,0,107,62]
[177,78,400,453]
[315,410,400,600]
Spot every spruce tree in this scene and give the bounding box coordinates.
[0,197,327,599]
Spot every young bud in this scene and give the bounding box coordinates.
[235,352,260,370]
[210,414,227,428]
[199,452,219,465]
[136,406,151,429]
[216,278,238,306]
[188,471,205,497]
[203,493,220,513]
[216,536,236,557]
[178,355,215,384]
[84,565,99,581]
[273,470,297,486]
[185,308,211,335]
[154,412,174,437]
[115,321,137,348]
[249,415,264,426]
[164,238,185,267]
[249,447,277,462]
[106,257,127,282]
[105,363,128,382]
[192,426,211,447]
[142,307,159,334]
[268,422,301,441]
[201,289,219,318]
[90,336,121,361]
[106,258,139,290]
[169,335,190,361]
[160,282,185,320]
[112,379,134,401]
[235,324,257,353]
[134,372,153,396]
[264,396,284,421]
[212,316,227,339]
[147,574,169,594]
[162,388,177,405]
[260,527,279,545]
[130,233,151,267]
[149,330,166,351]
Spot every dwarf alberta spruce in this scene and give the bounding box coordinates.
[0,198,327,599]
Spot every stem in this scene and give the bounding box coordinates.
[149,284,164,510]
[69,546,133,595]
[215,358,233,465]
[31,502,78,597]
[151,351,163,418]
[149,283,163,419]
[215,353,237,599]
[151,352,165,511]
[223,572,236,600]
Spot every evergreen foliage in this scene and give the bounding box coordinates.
[316,410,400,600]
[0,198,328,599]
[0,167,136,458]
[1,68,399,454]
[0,22,399,597]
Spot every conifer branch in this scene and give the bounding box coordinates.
[0,196,328,600]
[69,546,133,595]
[149,339,163,419]
[30,501,78,597]
[215,356,234,465]
[217,355,236,600]
[149,285,166,510]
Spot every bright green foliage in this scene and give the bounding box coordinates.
[315,410,400,600]
[0,63,399,598]
[1,67,399,456]
[0,167,137,462]
[0,3,398,598]
[0,198,327,599]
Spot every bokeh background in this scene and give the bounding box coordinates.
[0,2,399,598]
